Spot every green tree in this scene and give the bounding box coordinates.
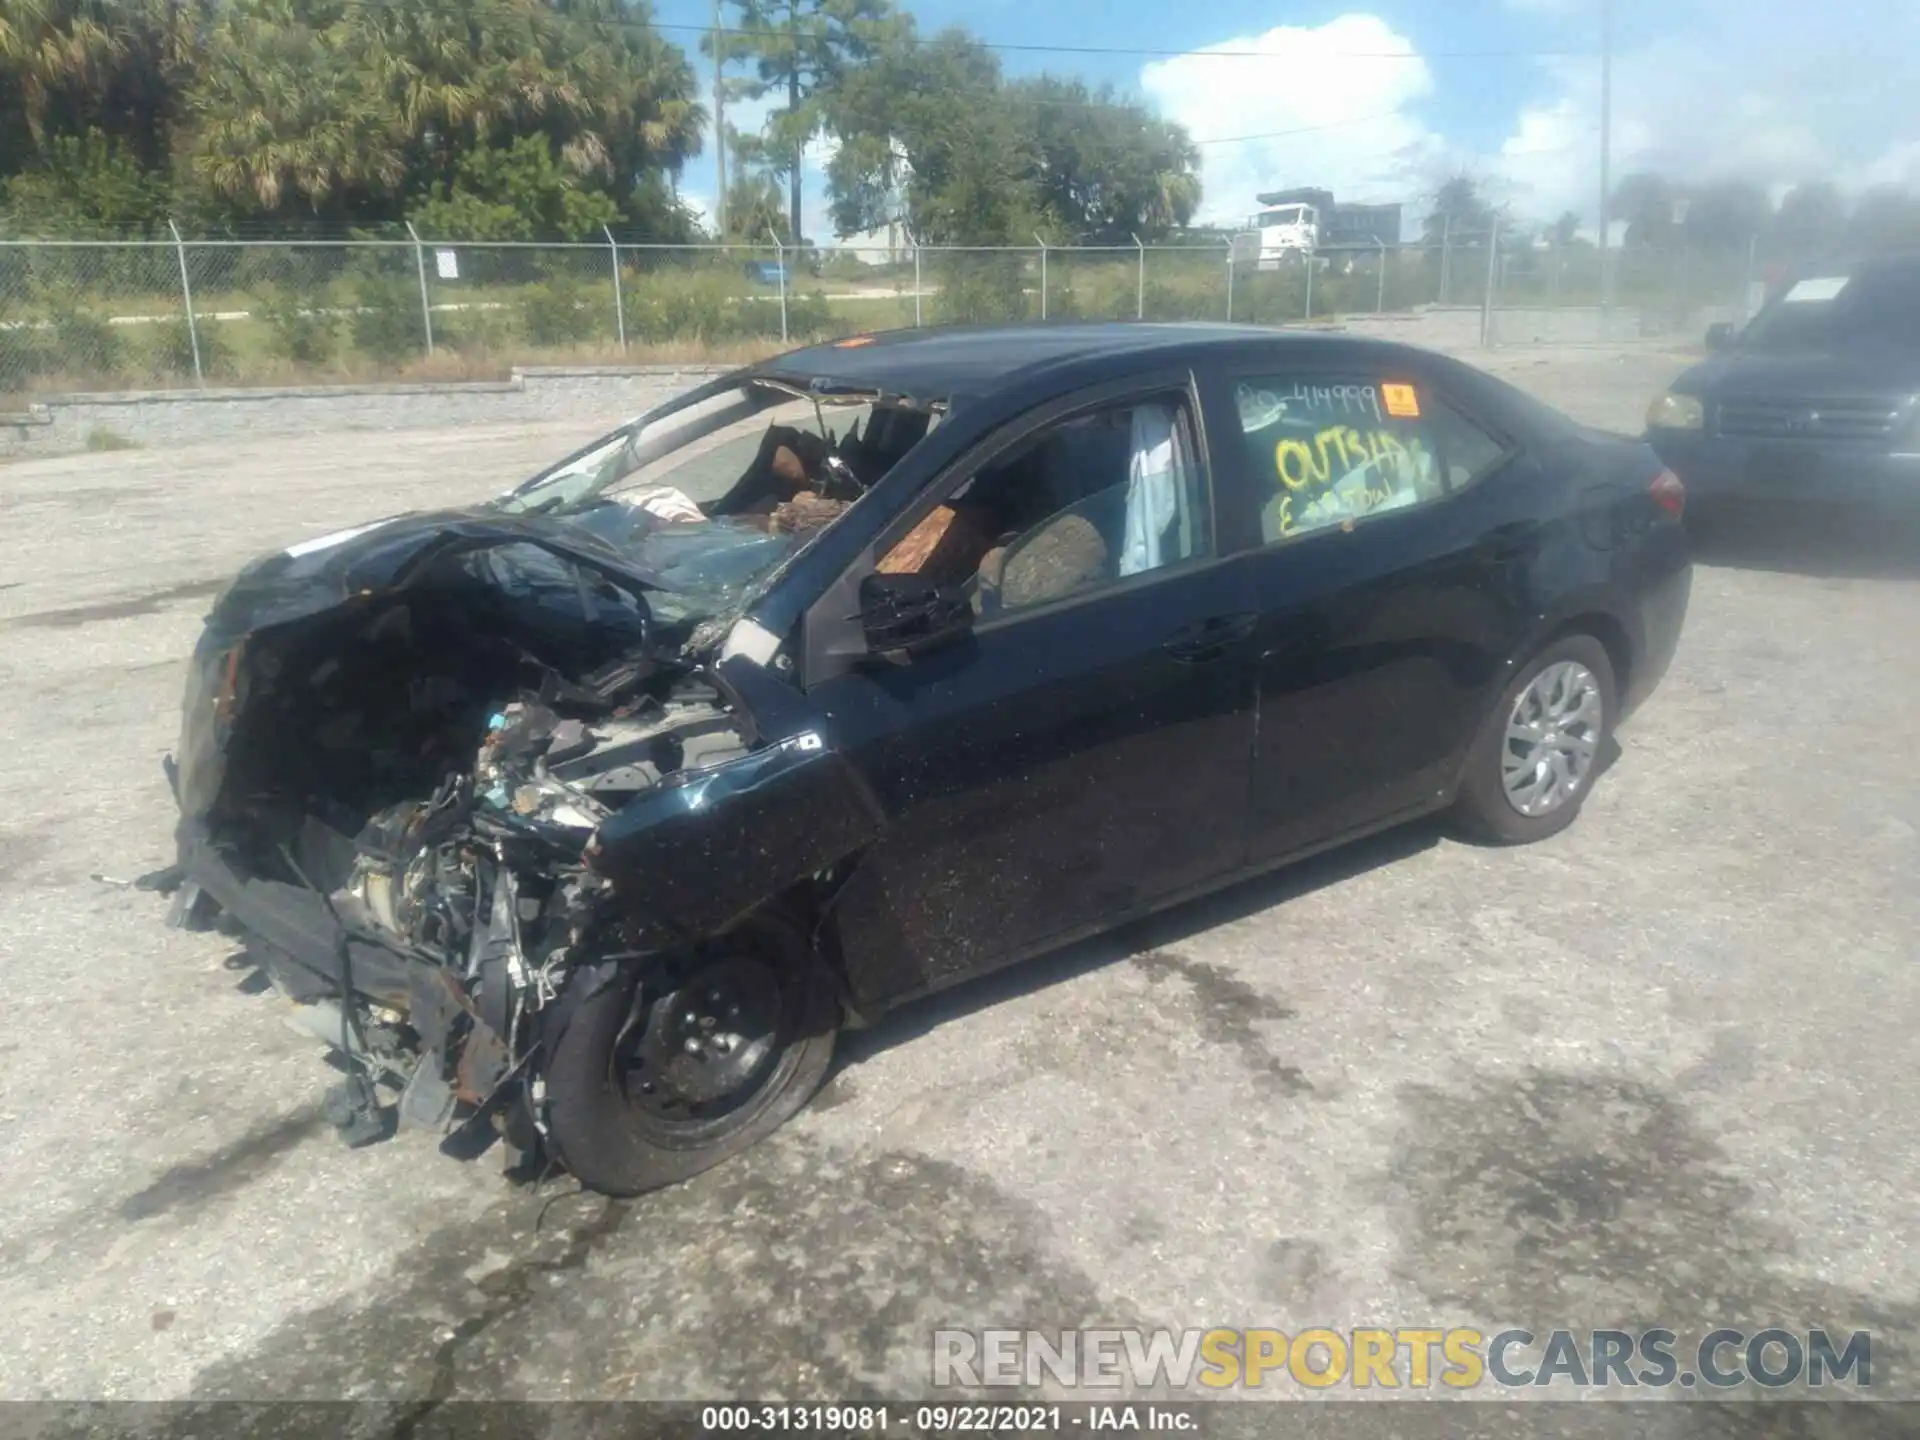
[707,0,897,244]
[0,0,210,179]
[1014,76,1199,241]
[1423,174,1495,244]
[722,169,788,242]
[183,1,405,220]
[0,129,168,234]
[823,23,1196,246]
[178,0,703,230]
[410,134,619,241]
[825,26,1037,244]
[1548,211,1582,248]
[558,0,705,229]
[0,0,125,151]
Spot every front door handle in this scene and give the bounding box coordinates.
[1163,612,1258,663]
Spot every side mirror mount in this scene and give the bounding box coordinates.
[1705,321,1736,352]
[857,572,973,659]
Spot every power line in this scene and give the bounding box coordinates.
[657,22,1597,62]
[311,0,1595,63]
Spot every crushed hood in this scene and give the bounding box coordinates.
[200,507,677,644]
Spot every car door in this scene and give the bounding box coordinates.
[1197,358,1537,865]
[800,377,1260,1007]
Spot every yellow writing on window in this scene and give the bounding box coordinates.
[1275,426,1426,491]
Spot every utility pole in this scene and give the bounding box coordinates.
[787,0,803,248]
[1598,0,1613,331]
[714,0,728,239]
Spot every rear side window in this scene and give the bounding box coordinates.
[1232,375,1479,544]
[1421,395,1511,490]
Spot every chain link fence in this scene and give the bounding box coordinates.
[0,236,927,398]
[0,228,1788,401]
[1486,237,1764,346]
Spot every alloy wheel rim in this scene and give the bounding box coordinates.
[1502,660,1603,818]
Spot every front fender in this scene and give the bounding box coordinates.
[586,731,886,942]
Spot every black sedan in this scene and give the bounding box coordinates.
[159,323,1692,1195]
[1646,251,1920,525]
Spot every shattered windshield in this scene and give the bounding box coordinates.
[490,379,938,629]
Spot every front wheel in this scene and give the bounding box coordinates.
[1453,635,1617,845]
[542,907,840,1196]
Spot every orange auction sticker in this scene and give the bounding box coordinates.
[1382,383,1420,418]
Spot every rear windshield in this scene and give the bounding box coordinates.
[1739,262,1920,354]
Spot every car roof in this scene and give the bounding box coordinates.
[750,322,1362,402]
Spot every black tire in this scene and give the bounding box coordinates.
[542,907,839,1196]
[1453,634,1618,846]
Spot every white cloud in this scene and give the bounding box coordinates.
[1484,0,1920,226]
[1140,15,1444,230]
[1143,2,1920,236]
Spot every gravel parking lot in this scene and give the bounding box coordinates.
[2,346,1918,1418]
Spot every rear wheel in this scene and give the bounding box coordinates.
[1453,635,1616,845]
[543,907,839,1196]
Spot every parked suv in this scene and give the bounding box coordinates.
[1645,252,1920,527]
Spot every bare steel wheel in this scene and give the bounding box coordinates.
[542,907,839,1195]
[1455,635,1617,845]
[618,954,786,1128]
[1501,659,1604,818]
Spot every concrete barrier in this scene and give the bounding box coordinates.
[0,364,731,459]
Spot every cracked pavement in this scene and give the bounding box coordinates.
[2,348,1918,1421]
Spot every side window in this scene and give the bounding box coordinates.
[875,396,1211,619]
[1422,396,1511,490]
[1233,375,1463,544]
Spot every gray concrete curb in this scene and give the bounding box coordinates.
[2,363,735,459]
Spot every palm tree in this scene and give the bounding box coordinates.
[559,0,704,201]
[0,0,125,147]
[1146,161,1201,233]
[186,3,405,215]
[724,170,788,242]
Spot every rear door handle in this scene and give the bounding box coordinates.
[1163,612,1258,663]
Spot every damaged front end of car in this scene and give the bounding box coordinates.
[158,502,878,1181]
[151,375,947,1189]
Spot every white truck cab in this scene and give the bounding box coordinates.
[1243,203,1320,269]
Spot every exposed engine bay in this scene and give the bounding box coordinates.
[196,556,760,1154]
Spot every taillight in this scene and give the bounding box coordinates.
[1650,468,1685,520]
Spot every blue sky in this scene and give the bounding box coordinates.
[651,0,1920,242]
